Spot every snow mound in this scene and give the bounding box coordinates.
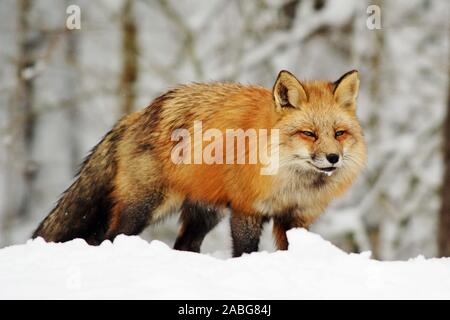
[1,229,449,299]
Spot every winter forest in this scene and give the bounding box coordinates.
[0,0,449,262]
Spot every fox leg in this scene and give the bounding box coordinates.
[273,214,308,250]
[104,191,165,240]
[173,202,223,253]
[230,212,268,257]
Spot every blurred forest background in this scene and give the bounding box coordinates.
[0,0,449,260]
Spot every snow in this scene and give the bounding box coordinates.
[1,229,449,300]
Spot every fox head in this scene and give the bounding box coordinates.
[272,70,367,177]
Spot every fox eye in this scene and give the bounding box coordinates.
[301,131,316,138]
[335,130,346,138]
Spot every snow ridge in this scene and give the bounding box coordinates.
[0,229,449,299]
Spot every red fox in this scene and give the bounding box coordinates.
[33,70,366,257]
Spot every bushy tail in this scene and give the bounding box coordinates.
[32,125,125,244]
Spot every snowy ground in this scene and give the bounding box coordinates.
[0,229,449,299]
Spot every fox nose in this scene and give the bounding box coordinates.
[326,153,340,164]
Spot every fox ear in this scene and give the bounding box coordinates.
[273,70,308,110]
[333,70,359,110]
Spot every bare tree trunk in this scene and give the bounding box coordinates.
[65,9,81,172]
[119,0,138,115]
[438,60,450,257]
[1,0,38,244]
[15,0,38,218]
[361,0,384,260]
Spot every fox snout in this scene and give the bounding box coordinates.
[311,153,342,169]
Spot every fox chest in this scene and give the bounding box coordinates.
[253,171,333,218]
